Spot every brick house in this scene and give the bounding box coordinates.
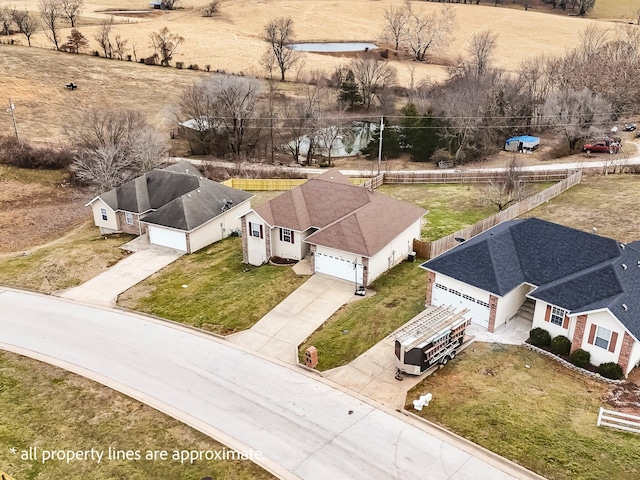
[241,169,426,286]
[421,218,640,376]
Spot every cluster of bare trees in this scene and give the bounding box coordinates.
[382,4,455,61]
[38,0,84,50]
[66,109,168,191]
[0,5,39,46]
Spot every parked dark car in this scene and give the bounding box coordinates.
[582,141,620,154]
[623,123,637,131]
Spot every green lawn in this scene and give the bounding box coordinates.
[377,183,553,241]
[118,236,307,334]
[299,260,427,371]
[0,350,273,480]
[407,343,640,480]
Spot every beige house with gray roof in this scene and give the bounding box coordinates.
[241,169,425,286]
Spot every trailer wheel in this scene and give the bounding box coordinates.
[440,355,451,366]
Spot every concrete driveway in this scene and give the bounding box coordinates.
[228,274,361,364]
[57,245,183,307]
[0,288,535,480]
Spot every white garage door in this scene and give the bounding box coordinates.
[432,283,490,328]
[148,226,187,251]
[315,252,363,283]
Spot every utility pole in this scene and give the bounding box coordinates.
[377,116,384,175]
[7,99,19,143]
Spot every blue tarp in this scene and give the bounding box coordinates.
[505,135,540,145]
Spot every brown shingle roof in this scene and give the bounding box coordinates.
[253,169,426,257]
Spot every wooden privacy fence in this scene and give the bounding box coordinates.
[383,169,574,184]
[412,239,431,259]
[361,173,385,190]
[221,177,368,190]
[597,407,640,434]
[429,170,583,258]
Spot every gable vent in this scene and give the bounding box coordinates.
[623,304,628,311]
[622,264,627,270]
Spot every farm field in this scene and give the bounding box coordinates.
[2,0,625,143]
[407,343,640,480]
[0,350,273,480]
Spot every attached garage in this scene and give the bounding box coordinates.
[315,251,363,284]
[431,283,490,328]
[148,225,187,252]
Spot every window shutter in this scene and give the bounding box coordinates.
[259,225,263,239]
[248,222,253,236]
[279,228,283,241]
[609,332,618,353]
[291,231,295,244]
[562,315,569,329]
[544,305,551,322]
[587,324,597,345]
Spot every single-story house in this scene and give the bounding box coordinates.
[241,169,426,286]
[421,218,640,376]
[504,135,540,153]
[86,162,253,253]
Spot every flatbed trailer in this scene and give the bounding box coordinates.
[394,305,470,378]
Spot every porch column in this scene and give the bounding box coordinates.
[425,271,436,306]
[571,314,588,353]
[488,295,498,333]
[264,227,272,263]
[618,332,635,376]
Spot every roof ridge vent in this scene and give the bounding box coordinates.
[623,304,628,311]
[621,243,626,249]
[622,263,627,270]
[197,189,201,193]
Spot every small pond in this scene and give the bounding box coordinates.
[287,42,379,53]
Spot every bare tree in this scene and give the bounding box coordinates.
[578,23,608,61]
[60,0,83,27]
[150,27,184,67]
[405,5,455,62]
[176,75,261,157]
[465,30,498,79]
[576,0,596,16]
[66,28,87,53]
[161,0,178,9]
[12,9,38,46]
[481,157,529,211]
[39,0,62,50]
[350,57,397,109]
[382,5,409,51]
[543,87,611,151]
[94,17,113,58]
[264,17,298,81]
[0,5,13,36]
[67,109,168,192]
[202,1,220,17]
[112,35,128,60]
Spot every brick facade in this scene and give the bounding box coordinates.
[309,244,317,273]
[488,295,498,333]
[241,217,248,263]
[264,227,272,262]
[571,314,588,353]
[362,257,369,286]
[618,332,635,374]
[116,211,142,235]
[425,271,436,306]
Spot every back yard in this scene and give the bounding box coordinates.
[407,343,640,480]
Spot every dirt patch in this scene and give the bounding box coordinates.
[0,174,90,253]
[606,383,640,416]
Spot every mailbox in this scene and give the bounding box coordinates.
[305,346,318,368]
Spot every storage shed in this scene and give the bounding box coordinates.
[505,135,540,153]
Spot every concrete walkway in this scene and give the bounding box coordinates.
[325,311,532,409]
[57,243,183,307]
[228,274,361,364]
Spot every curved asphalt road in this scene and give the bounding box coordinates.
[0,288,534,480]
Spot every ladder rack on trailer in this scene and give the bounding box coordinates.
[394,305,471,378]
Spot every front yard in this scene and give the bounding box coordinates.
[118,236,306,335]
[407,343,640,480]
[298,260,427,371]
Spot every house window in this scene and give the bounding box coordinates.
[280,228,294,244]
[550,306,566,327]
[125,212,134,225]
[594,326,612,350]
[249,222,263,239]
[100,208,108,221]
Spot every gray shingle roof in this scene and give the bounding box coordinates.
[421,218,640,340]
[141,178,253,231]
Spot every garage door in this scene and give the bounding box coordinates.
[431,283,490,328]
[315,252,363,283]
[148,226,187,251]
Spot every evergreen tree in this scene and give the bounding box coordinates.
[400,103,444,162]
[338,70,362,110]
